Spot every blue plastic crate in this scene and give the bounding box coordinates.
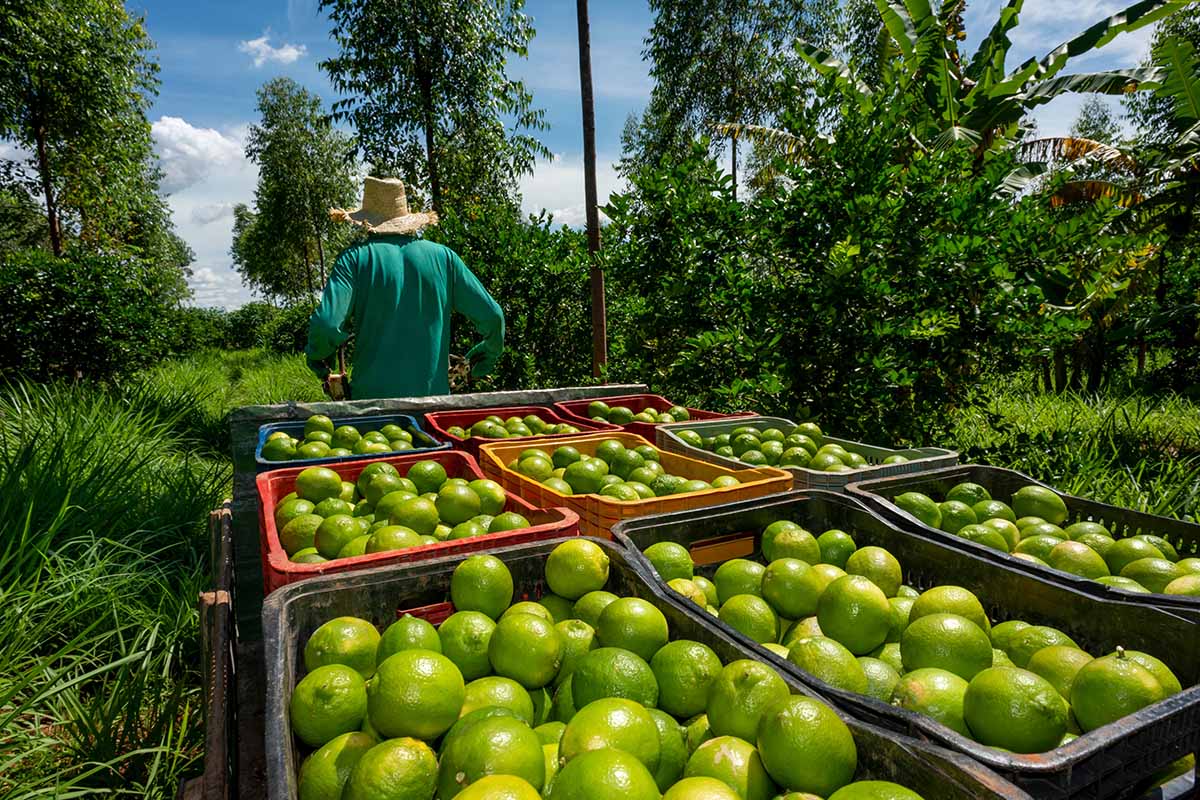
[254,414,449,471]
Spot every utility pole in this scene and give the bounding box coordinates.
[577,0,607,378]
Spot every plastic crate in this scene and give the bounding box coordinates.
[256,450,579,594]
[476,431,793,537]
[255,413,449,472]
[848,464,1200,620]
[423,405,619,457]
[262,537,1032,800]
[554,392,746,441]
[657,415,959,492]
[610,490,1200,800]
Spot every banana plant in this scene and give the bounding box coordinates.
[795,0,1186,159]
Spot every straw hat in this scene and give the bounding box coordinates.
[329,177,438,235]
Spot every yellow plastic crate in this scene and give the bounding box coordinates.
[477,432,792,537]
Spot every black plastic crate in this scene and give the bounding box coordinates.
[610,491,1200,800]
[847,464,1200,621]
[261,537,1030,800]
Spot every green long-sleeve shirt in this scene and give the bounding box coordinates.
[305,234,505,400]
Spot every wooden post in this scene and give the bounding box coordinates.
[577,0,607,378]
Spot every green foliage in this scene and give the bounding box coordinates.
[0,0,185,265]
[226,301,281,350]
[319,0,549,212]
[631,0,839,184]
[261,301,319,354]
[0,379,229,796]
[235,78,359,302]
[0,249,187,380]
[427,202,594,390]
[170,306,230,354]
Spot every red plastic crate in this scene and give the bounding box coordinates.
[554,393,748,441]
[423,405,620,457]
[256,450,580,594]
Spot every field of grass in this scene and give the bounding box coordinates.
[0,349,1195,795]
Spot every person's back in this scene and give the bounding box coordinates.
[305,178,504,399]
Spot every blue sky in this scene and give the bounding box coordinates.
[132,0,1161,307]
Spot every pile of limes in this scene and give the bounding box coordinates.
[893,482,1200,596]
[506,439,742,502]
[287,540,932,800]
[585,399,691,426]
[643,521,1186,754]
[677,421,909,472]
[263,415,426,462]
[447,414,582,440]
[274,461,530,564]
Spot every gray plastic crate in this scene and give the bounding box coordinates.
[262,537,1031,800]
[658,415,957,492]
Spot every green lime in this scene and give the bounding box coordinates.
[378,614,440,662]
[305,616,381,679]
[290,664,368,747]
[713,559,766,604]
[572,591,619,628]
[365,525,422,554]
[650,640,723,720]
[451,555,514,620]
[298,731,376,800]
[891,667,970,736]
[684,736,778,800]
[546,540,611,599]
[439,611,497,681]
[648,707,688,791]
[436,714,545,797]
[858,656,901,702]
[571,647,658,709]
[817,574,891,655]
[719,594,780,644]
[908,586,991,634]
[1012,486,1069,526]
[814,530,856,569]
[342,737,437,800]
[596,597,669,661]
[561,697,661,773]
[893,493,941,528]
[547,747,660,800]
[1007,626,1078,668]
[787,635,868,694]
[756,695,857,797]
[296,467,345,504]
[704,659,789,742]
[1026,645,1094,700]
[901,613,992,680]
[1071,650,1166,732]
[461,676,535,724]
[489,612,563,689]
[644,541,694,582]
[963,666,1069,752]
[368,649,464,740]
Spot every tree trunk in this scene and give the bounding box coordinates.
[730,132,738,201]
[1068,340,1084,392]
[313,211,327,285]
[414,43,442,215]
[1053,349,1068,393]
[1136,335,1147,377]
[577,0,607,378]
[31,115,62,257]
[1040,356,1052,392]
[303,243,314,297]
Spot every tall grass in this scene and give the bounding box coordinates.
[953,384,1200,520]
[0,380,229,797]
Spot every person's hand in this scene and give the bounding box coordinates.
[307,356,331,380]
[466,341,500,378]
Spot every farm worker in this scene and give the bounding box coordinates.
[306,177,505,400]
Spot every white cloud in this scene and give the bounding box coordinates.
[191,202,235,225]
[148,115,258,308]
[518,153,624,228]
[238,33,307,68]
[152,116,246,193]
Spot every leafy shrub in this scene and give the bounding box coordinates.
[226,301,281,349]
[261,301,317,354]
[170,306,229,353]
[430,202,594,390]
[0,248,183,380]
